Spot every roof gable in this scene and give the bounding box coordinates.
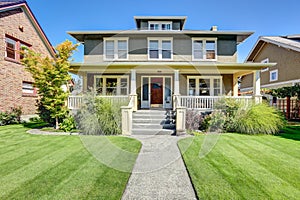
[246,36,300,61]
[0,0,55,57]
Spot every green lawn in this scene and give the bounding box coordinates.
[178,126,300,200]
[0,124,141,200]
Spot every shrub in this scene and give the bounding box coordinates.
[234,103,286,134]
[60,115,76,132]
[207,109,227,132]
[186,110,210,132]
[0,107,22,126]
[75,92,127,135]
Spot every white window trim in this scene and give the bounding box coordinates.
[103,37,129,61]
[192,38,217,61]
[94,75,129,95]
[187,76,222,96]
[270,69,278,82]
[261,58,269,72]
[147,37,173,60]
[148,21,172,30]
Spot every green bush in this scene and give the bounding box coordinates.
[0,107,22,126]
[75,92,127,135]
[205,98,285,134]
[234,103,286,135]
[60,115,76,132]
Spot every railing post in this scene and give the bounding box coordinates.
[176,106,186,135]
[121,106,132,135]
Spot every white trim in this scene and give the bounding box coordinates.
[147,37,173,60]
[192,37,217,61]
[187,76,222,96]
[270,69,278,82]
[103,37,129,61]
[94,75,129,95]
[148,21,172,30]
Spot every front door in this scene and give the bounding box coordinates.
[151,77,163,105]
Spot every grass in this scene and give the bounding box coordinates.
[0,124,141,200]
[178,125,300,200]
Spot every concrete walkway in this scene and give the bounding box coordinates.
[122,135,197,200]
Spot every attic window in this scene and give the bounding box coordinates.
[148,22,172,30]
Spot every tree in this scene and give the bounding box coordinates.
[22,40,78,129]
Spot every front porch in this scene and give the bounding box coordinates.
[68,62,274,134]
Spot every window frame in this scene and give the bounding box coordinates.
[5,35,31,63]
[94,75,129,95]
[187,76,223,96]
[103,37,129,61]
[22,81,37,96]
[270,69,278,82]
[261,58,269,72]
[147,37,173,60]
[148,21,172,30]
[192,38,217,61]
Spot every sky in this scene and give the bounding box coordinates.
[26,0,300,62]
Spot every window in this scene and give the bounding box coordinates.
[261,58,269,72]
[104,38,128,60]
[148,21,172,30]
[192,38,217,60]
[5,35,31,62]
[148,38,173,60]
[22,81,36,95]
[187,76,222,96]
[94,76,129,95]
[270,70,278,82]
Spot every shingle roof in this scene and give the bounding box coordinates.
[246,35,300,61]
[0,0,26,8]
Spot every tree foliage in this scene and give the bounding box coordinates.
[22,40,78,129]
[267,83,300,99]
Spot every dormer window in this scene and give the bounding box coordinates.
[148,21,172,30]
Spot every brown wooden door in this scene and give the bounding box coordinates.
[151,78,163,104]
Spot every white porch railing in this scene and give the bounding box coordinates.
[179,96,253,110]
[68,95,130,110]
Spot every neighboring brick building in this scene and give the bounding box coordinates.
[0,0,55,114]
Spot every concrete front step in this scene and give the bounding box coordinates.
[131,129,175,135]
[133,123,175,129]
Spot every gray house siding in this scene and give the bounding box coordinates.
[83,35,237,63]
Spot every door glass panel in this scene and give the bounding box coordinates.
[142,77,149,101]
[165,77,171,103]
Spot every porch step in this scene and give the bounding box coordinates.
[132,110,175,135]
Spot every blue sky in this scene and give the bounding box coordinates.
[27,0,300,62]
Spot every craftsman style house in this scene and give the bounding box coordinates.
[241,35,300,93]
[68,16,273,112]
[0,0,54,114]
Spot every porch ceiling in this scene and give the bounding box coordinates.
[69,62,276,76]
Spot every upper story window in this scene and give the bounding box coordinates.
[261,58,269,72]
[104,38,128,60]
[148,38,172,60]
[148,21,172,30]
[5,35,31,62]
[270,69,278,82]
[192,38,217,60]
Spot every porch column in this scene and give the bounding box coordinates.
[82,72,87,93]
[253,70,262,103]
[233,73,239,96]
[130,69,138,111]
[174,70,180,95]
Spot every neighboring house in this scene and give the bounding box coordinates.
[0,0,55,114]
[240,35,300,93]
[68,16,274,112]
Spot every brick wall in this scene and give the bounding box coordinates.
[0,8,53,114]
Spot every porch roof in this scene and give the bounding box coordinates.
[69,62,276,77]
